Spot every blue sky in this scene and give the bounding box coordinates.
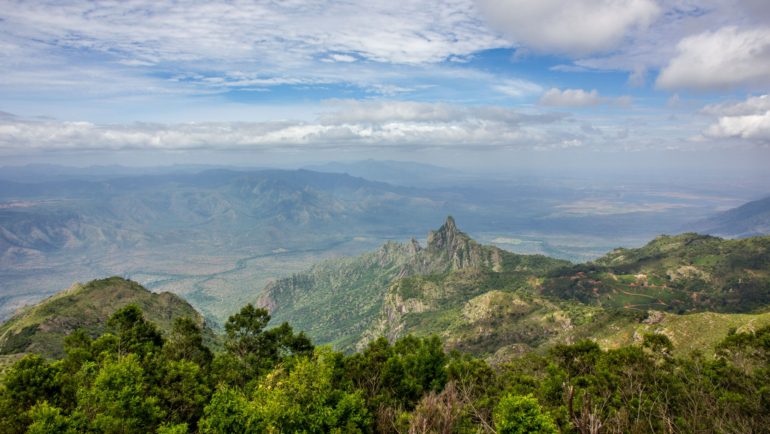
[0,0,769,171]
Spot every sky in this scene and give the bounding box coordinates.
[1,0,769,173]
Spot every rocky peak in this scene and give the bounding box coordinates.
[427,216,466,251]
[426,216,502,272]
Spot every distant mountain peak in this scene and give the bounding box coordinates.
[427,215,465,250]
[426,216,502,272]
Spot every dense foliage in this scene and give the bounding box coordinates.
[1,303,769,433]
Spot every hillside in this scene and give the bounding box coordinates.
[304,159,465,187]
[691,195,770,237]
[596,309,770,356]
[0,169,442,260]
[0,276,207,358]
[542,233,770,313]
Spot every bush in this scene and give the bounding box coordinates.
[493,394,557,434]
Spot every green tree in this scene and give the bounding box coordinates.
[223,304,271,358]
[251,348,370,432]
[198,387,258,433]
[642,332,674,357]
[493,394,557,434]
[156,360,211,428]
[203,348,370,433]
[156,422,189,434]
[216,304,313,386]
[0,354,62,431]
[2,354,61,409]
[107,304,164,357]
[383,335,448,408]
[77,354,164,433]
[162,317,212,368]
[26,401,73,434]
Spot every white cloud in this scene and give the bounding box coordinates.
[553,0,770,81]
[702,94,770,142]
[539,88,603,107]
[627,65,647,87]
[321,54,358,63]
[701,94,770,116]
[657,26,770,90]
[494,79,544,98]
[0,0,536,109]
[0,102,579,152]
[319,101,464,124]
[705,112,770,141]
[475,0,660,56]
[0,1,504,66]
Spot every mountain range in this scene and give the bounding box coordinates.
[260,217,770,358]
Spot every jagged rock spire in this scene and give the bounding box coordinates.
[425,216,501,271]
[427,216,464,250]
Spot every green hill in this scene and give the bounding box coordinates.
[5,221,768,363]
[0,276,208,358]
[542,233,770,313]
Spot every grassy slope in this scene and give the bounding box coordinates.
[5,229,767,363]
[363,252,571,351]
[0,276,206,358]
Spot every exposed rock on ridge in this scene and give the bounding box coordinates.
[426,216,503,272]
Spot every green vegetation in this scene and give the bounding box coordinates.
[1,302,769,433]
[264,221,770,361]
[263,217,569,352]
[543,233,770,313]
[260,240,425,350]
[0,277,212,358]
[493,394,558,434]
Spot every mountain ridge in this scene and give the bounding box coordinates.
[260,218,770,357]
[690,195,770,237]
[0,276,208,358]
[260,217,569,351]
